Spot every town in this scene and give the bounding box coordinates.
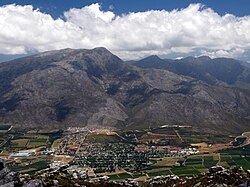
[1,124,250,184]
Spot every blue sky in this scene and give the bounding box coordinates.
[0,0,250,61]
[0,0,250,17]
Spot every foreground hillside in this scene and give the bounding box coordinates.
[1,158,250,187]
[0,48,250,134]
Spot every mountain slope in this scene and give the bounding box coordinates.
[134,56,250,86]
[0,48,250,134]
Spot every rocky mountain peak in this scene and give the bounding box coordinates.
[142,55,162,62]
[197,55,211,62]
[0,48,250,134]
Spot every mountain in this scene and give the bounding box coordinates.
[0,48,250,134]
[0,52,37,63]
[240,60,250,68]
[135,56,250,86]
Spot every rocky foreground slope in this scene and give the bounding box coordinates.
[0,48,250,134]
[1,159,250,187]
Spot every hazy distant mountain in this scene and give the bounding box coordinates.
[0,48,250,134]
[240,61,250,68]
[134,56,250,86]
[0,53,37,63]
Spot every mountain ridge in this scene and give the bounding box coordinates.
[0,48,250,134]
[134,55,250,86]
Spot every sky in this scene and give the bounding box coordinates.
[0,0,250,61]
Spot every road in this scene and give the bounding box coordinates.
[74,132,89,158]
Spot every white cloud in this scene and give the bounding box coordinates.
[0,3,250,59]
[200,48,246,59]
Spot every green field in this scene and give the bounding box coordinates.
[148,169,173,177]
[9,134,49,149]
[85,134,125,143]
[177,128,234,144]
[27,139,47,148]
[218,144,250,170]
[204,156,218,168]
[2,128,250,179]
[158,145,250,176]
[220,154,250,170]
[1,131,54,152]
[0,124,11,130]
[9,157,52,174]
[220,144,250,155]
[108,173,133,180]
[185,157,202,165]
[145,154,220,178]
[172,166,200,176]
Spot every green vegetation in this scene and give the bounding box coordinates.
[218,144,250,170]
[220,144,250,155]
[220,154,250,170]
[8,134,49,149]
[2,127,250,179]
[0,129,62,155]
[146,154,220,177]
[151,127,177,135]
[0,124,11,130]
[172,166,200,176]
[204,156,218,168]
[27,139,47,148]
[131,173,145,178]
[148,169,172,177]
[177,128,234,144]
[85,134,125,143]
[185,157,202,165]
[10,139,29,148]
[108,173,133,180]
[146,165,171,170]
[9,157,52,174]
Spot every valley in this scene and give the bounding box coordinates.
[1,124,250,183]
[0,1,250,186]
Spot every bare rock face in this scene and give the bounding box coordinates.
[22,179,44,187]
[0,48,250,134]
[0,160,45,187]
[0,182,15,187]
[0,160,19,186]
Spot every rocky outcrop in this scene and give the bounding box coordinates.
[0,160,19,187]
[0,160,45,187]
[22,180,44,187]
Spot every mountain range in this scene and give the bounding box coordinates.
[0,47,250,134]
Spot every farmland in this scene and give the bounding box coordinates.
[1,126,250,180]
[7,134,49,151]
[51,139,62,151]
[143,154,218,178]
[0,129,63,175]
[141,144,250,179]
[0,124,11,130]
[11,139,29,148]
[144,144,250,179]
[121,126,235,146]
[218,144,250,170]
[8,156,53,174]
[84,133,125,143]
[0,124,12,134]
[0,129,63,155]
[128,147,250,180]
